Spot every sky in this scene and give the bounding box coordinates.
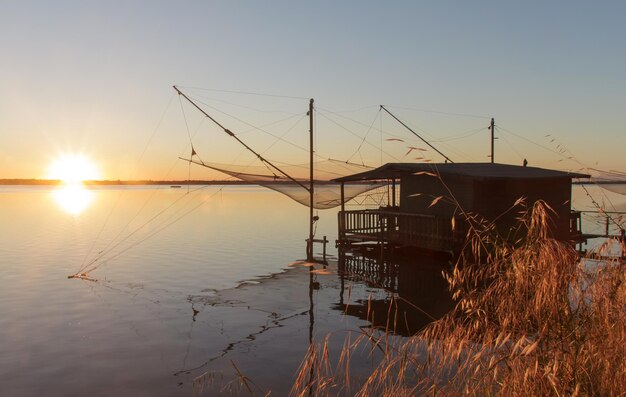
[1,1,625,180]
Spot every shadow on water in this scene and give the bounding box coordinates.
[175,248,457,395]
[336,247,455,337]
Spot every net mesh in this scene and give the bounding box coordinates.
[591,170,626,195]
[190,159,384,209]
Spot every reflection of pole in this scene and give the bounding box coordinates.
[308,98,315,261]
[309,271,314,342]
[339,248,345,306]
[308,269,315,396]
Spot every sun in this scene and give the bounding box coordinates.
[47,154,101,184]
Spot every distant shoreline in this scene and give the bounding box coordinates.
[2,179,624,186]
[0,179,251,186]
[0,179,345,186]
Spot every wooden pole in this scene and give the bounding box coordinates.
[308,99,314,261]
[173,86,309,190]
[490,117,495,164]
[340,182,345,213]
[380,105,453,163]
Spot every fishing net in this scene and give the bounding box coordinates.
[591,170,626,195]
[187,159,385,209]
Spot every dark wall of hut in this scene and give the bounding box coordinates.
[399,174,474,217]
[472,177,571,240]
[398,174,572,241]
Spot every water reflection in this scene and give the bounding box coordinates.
[337,249,455,336]
[52,184,95,215]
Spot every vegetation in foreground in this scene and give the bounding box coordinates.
[292,202,626,396]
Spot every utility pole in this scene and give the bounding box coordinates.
[308,98,314,261]
[490,117,495,164]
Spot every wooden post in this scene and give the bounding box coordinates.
[391,178,396,207]
[490,117,495,164]
[340,181,345,213]
[308,98,314,261]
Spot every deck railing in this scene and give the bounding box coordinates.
[338,209,466,253]
[339,209,588,253]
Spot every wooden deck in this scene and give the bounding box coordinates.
[337,209,466,254]
[338,209,588,255]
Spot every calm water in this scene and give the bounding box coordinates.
[0,185,423,396]
[0,184,623,396]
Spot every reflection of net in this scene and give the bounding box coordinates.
[195,160,384,209]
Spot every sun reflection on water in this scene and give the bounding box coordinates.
[52,184,95,215]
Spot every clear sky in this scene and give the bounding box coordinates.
[1,1,624,180]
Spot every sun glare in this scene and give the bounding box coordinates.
[48,154,101,184]
[52,185,95,215]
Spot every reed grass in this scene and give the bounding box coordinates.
[291,201,626,396]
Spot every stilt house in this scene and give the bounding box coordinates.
[334,163,589,255]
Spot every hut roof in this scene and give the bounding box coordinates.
[333,163,590,182]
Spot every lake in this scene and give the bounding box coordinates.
[0,184,623,396]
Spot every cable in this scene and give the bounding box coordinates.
[177,86,310,101]
[76,185,220,275]
[496,126,526,162]
[380,105,453,163]
[383,105,490,119]
[316,109,403,162]
[346,109,381,163]
[175,87,309,190]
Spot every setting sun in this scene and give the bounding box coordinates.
[47,154,101,183]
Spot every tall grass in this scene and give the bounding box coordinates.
[291,201,626,396]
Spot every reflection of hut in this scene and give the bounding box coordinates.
[336,251,454,336]
[334,163,589,254]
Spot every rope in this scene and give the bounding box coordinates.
[382,105,490,119]
[179,94,196,157]
[346,109,381,163]
[496,126,526,162]
[380,105,453,163]
[496,125,581,166]
[74,185,220,276]
[430,126,488,143]
[580,184,625,232]
[188,95,312,155]
[175,86,309,191]
[83,186,223,273]
[80,93,178,270]
[176,86,310,101]
[315,109,402,163]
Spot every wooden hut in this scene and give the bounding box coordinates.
[334,163,589,255]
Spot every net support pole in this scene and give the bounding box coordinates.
[340,182,345,213]
[490,117,495,163]
[380,105,454,163]
[308,98,315,261]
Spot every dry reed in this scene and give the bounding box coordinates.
[291,201,626,396]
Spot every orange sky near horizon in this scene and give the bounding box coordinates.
[1,2,625,181]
